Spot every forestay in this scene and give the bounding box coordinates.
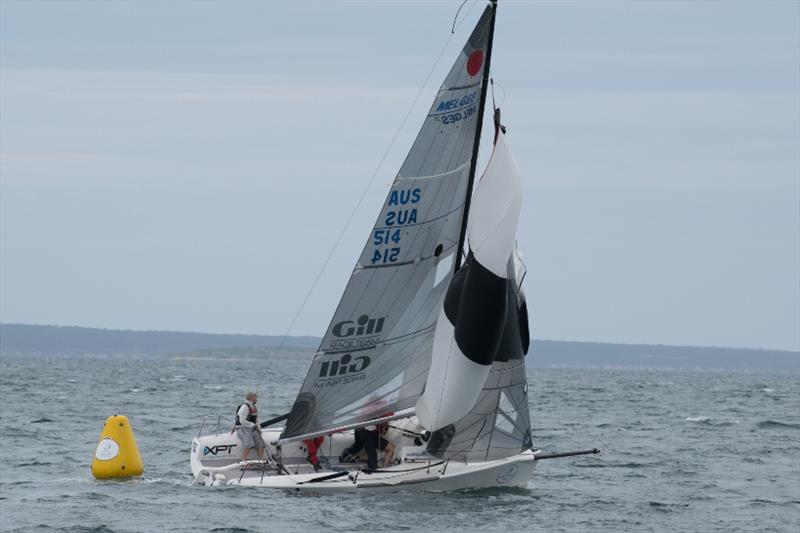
[281,6,496,442]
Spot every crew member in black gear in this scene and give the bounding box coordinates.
[340,424,394,470]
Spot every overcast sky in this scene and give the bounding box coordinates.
[1,0,798,351]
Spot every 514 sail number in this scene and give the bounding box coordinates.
[372,247,400,264]
[373,229,402,246]
[371,229,402,264]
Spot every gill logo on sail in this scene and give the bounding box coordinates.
[332,315,385,338]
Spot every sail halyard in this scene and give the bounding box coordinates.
[280,6,497,443]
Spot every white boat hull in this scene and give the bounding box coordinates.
[191,426,536,492]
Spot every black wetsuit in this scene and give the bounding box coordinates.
[342,428,388,470]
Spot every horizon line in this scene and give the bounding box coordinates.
[1,322,797,354]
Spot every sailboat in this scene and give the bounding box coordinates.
[191,1,594,491]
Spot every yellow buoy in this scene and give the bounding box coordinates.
[91,415,144,479]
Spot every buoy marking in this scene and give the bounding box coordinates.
[95,437,120,461]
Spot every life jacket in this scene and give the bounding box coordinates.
[235,402,258,427]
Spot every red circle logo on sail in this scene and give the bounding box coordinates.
[466,50,484,77]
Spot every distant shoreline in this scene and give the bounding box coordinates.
[1,323,798,374]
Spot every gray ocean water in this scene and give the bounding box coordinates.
[0,352,798,532]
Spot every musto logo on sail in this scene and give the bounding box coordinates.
[315,354,371,388]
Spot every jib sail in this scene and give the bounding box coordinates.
[426,250,534,462]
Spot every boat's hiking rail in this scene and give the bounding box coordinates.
[196,414,234,439]
[196,411,292,440]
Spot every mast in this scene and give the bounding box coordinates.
[454,0,498,271]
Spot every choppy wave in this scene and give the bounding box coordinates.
[649,501,691,512]
[10,526,117,533]
[62,526,118,533]
[574,461,661,469]
[756,420,800,430]
[2,356,798,532]
[13,461,54,467]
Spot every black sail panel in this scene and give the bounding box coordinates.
[428,255,533,461]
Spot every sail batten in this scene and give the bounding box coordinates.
[370,204,464,231]
[445,82,483,91]
[397,162,471,181]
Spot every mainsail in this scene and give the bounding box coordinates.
[281,6,496,442]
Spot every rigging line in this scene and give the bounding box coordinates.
[490,77,508,112]
[454,0,497,271]
[265,1,483,364]
[452,0,470,34]
[483,376,505,462]
[430,0,496,432]
[431,335,458,430]
[494,79,507,110]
